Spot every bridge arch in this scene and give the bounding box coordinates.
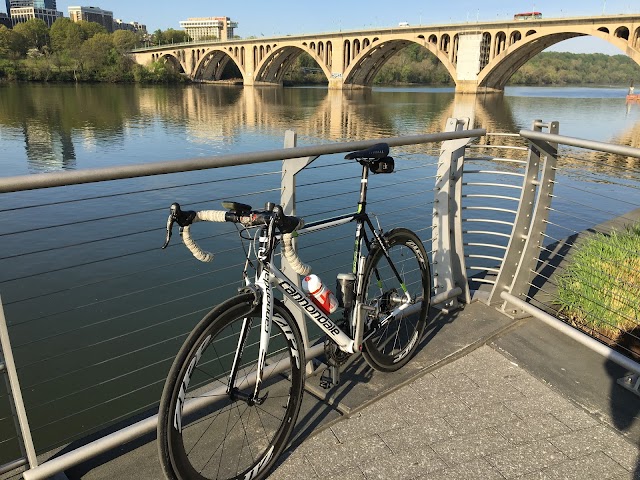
[152,53,185,74]
[193,48,244,82]
[254,45,332,85]
[477,26,640,92]
[343,38,457,88]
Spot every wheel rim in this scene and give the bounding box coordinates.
[166,304,302,480]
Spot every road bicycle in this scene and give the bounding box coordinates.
[157,143,432,480]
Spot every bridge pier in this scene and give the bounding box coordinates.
[455,81,504,94]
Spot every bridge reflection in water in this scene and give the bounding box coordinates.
[2,84,640,175]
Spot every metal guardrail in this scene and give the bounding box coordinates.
[2,120,640,479]
[0,124,483,479]
[499,128,640,377]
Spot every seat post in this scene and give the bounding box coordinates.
[357,163,369,213]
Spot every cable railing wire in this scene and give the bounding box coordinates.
[523,282,638,345]
[551,183,640,209]
[538,239,640,281]
[11,244,244,334]
[542,221,640,267]
[531,267,640,319]
[15,277,238,366]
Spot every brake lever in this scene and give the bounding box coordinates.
[162,203,197,249]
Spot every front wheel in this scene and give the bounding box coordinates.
[158,293,305,480]
[362,228,431,372]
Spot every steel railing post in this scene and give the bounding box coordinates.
[501,121,559,315]
[489,120,559,315]
[432,118,473,309]
[0,294,38,470]
[488,119,545,307]
[281,130,319,374]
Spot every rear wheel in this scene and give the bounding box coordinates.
[158,293,305,480]
[361,228,431,372]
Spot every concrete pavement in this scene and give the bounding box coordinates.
[272,343,639,479]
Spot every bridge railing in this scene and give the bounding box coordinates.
[0,124,482,478]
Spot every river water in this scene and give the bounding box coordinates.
[1,84,639,175]
[0,83,639,459]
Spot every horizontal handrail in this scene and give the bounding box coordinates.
[0,458,27,476]
[520,130,640,158]
[502,293,640,375]
[0,130,485,194]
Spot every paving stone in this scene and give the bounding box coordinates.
[458,381,526,407]
[422,457,505,480]
[376,381,434,416]
[270,450,320,480]
[548,425,639,470]
[463,361,523,389]
[494,414,571,444]
[524,451,631,480]
[382,419,457,450]
[324,467,367,479]
[505,372,569,402]
[485,439,567,478]
[504,395,600,431]
[430,428,510,466]
[444,401,520,435]
[329,403,409,441]
[295,427,341,455]
[409,378,472,417]
[358,446,446,480]
[303,433,391,478]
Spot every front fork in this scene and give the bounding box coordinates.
[226,270,272,405]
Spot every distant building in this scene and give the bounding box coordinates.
[0,12,11,27]
[6,0,61,25]
[68,5,114,33]
[178,16,237,41]
[5,0,57,16]
[9,6,62,27]
[113,18,147,35]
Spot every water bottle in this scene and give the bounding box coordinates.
[302,274,338,315]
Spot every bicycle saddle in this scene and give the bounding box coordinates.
[344,143,389,160]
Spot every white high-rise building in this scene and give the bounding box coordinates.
[178,17,237,41]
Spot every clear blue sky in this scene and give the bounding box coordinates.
[14,0,640,54]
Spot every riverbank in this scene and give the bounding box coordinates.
[0,59,187,84]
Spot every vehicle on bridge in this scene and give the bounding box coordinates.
[514,11,542,20]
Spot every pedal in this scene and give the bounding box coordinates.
[319,369,333,390]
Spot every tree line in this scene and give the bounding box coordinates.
[0,18,188,83]
[2,21,640,86]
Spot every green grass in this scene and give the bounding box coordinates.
[556,224,640,342]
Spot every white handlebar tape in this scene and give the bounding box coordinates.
[181,210,227,263]
[282,232,312,276]
[197,210,227,222]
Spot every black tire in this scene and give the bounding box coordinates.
[361,228,431,372]
[158,293,305,480]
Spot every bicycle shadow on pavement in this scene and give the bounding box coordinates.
[283,306,459,454]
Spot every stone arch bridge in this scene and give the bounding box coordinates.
[131,14,640,93]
